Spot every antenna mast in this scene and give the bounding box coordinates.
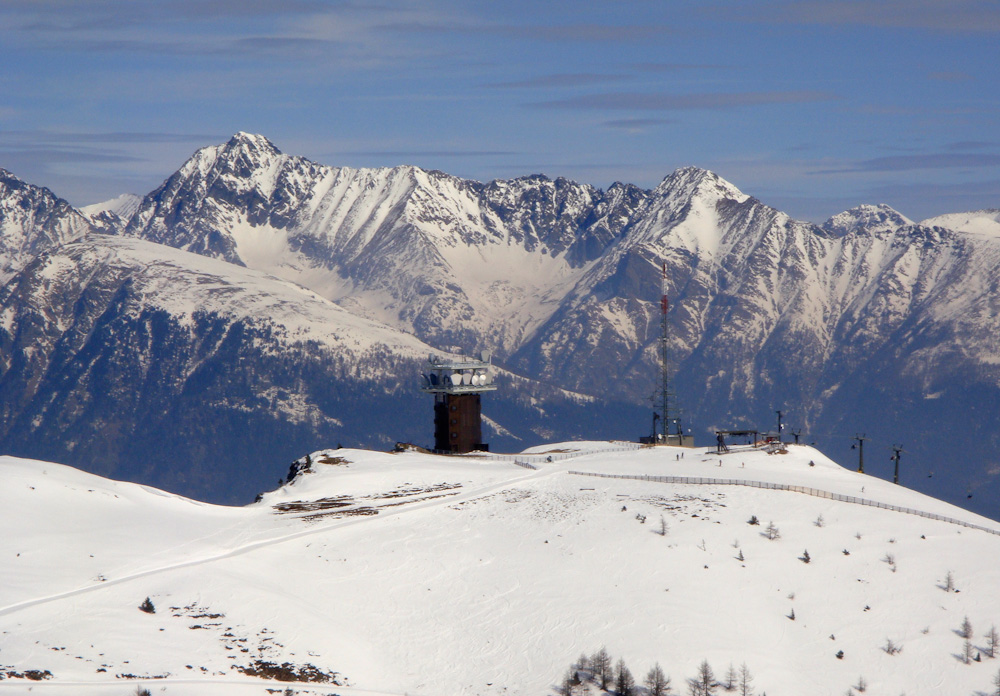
[660,262,670,442]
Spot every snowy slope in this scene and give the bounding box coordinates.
[922,209,1000,238]
[3,443,1000,696]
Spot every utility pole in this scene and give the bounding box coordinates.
[775,410,784,443]
[851,434,869,474]
[891,444,904,484]
[791,429,801,445]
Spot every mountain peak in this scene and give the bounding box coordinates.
[822,203,912,236]
[224,131,282,156]
[0,168,92,278]
[655,166,749,205]
[80,192,142,219]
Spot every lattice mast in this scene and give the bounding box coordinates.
[659,262,671,442]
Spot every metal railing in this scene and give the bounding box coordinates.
[567,471,1000,537]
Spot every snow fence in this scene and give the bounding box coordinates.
[567,471,1000,537]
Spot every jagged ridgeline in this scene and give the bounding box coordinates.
[2,136,1000,513]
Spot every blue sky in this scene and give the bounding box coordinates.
[1,0,998,222]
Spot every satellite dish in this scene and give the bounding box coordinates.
[462,372,472,385]
[429,373,438,385]
[450,372,462,386]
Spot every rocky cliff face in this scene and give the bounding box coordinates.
[0,169,93,281]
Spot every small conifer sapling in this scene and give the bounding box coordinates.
[986,625,999,659]
[644,663,670,696]
[737,663,753,696]
[615,658,635,696]
[724,663,737,691]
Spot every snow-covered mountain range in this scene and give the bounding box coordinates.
[3,442,1000,695]
[1,134,999,516]
[0,227,612,503]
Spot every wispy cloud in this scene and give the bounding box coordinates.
[4,0,327,31]
[379,18,673,44]
[0,131,222,145]
[531,90,834,111]
[817,153,1000,174]
[602,118,676,132]
[630,62,729,72]
[507,23,671,42]
[731,0,1000,33]
[946,141,999,152]
[486,73,627,89]
[0,148,140,166]
[3,1,450,66]
[928,70,974,82]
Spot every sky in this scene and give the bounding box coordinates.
[1,0,998,223]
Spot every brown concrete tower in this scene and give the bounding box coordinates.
[421,353,497,453]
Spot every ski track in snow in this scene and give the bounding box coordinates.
[0,460,566,621]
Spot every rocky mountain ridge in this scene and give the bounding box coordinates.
[0,168,93,282]
[2,136,999,515]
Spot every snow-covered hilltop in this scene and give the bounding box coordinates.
[921,209,1000,238]
[3,443,1000,695]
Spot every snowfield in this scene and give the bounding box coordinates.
[3,443,1000,696]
